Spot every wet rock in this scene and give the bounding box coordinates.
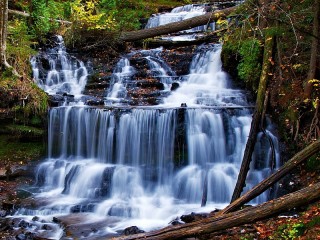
[0,210,7,217]
[169,218,183,226]
[18,220,30,229]
[2,201,15,213]
[0,218,11,231]
[62,165,80,194]
[70,203,95,213]
[99,167,115,197]
[52,217,61,224]
[123,226,145,236]
[32,216,40,221]
[16,234,26,240]
[171,82,180,91]
[42,224,52,230]
[81,96,104,106]
[180,212,209,223]
[40,57,50,71]
[107,203,137,218]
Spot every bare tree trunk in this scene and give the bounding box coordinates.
[0,0,20,76]
[113,182,320,240]
[304,0,320,98]
[0,0,9,69]
[219,138,320,215]
[231,35,274,202]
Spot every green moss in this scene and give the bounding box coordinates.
[307,216,320,228]
[222,38,263,91]
[270,222,306,240]
[0,135,45,163]
[237,39,263,91]
[4,124,44,137]
[306,154,320,171]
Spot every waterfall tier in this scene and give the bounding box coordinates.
[31,35,88,97]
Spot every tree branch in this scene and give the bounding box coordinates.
[8,9,72,25]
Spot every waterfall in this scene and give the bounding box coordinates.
[105,47,176,105]
[145,4,215,39]
[22,25,279,238]
[31,35,88,96]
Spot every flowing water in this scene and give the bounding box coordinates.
[12,4,280,239]
[145,4,215,39]
[31,35,88,97]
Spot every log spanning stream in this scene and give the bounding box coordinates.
[11,4,279,239]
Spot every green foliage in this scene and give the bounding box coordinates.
[237,39,262,91]
[306,216,320,228]
[5,124,44,136]
[222,38,263,91]
[99,0,146,31]
[71,0,116,30]
[7,19,36,75]
[306,153,320,171]
[30,0,68,37]
[270,222,306,240]
[0,134,45,162]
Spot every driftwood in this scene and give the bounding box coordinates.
[219,138,320,215]
[231,35,274,202]
[113,181,320,240]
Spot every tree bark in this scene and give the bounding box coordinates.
[304,0,320,98]
[113,182,320,240]
[231,35,274,202]
[0,0,9,69]
[0,0,20,76]
[219,138,320,215]
[117,6,237,42]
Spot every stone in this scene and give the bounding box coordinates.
[123,226,145,236]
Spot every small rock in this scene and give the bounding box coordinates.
[16,234,26,240]
[52,217,61,224]
[19,220,30,229]
[123,226,145,236]
[32,216,39,221]
[42,224,52,230]
[171,82,179,91]
[0,210,7,217]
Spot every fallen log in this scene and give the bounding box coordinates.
[230,35,274,202]
[113,181,320,240]
[118,6,237,42]
[219,138,320,215]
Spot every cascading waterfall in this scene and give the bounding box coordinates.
[105,47,176,105]
[14,5,280,238]
[31,35,88,96]
[145,4,215,40]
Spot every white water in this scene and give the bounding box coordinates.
[145,4,215,40]
[105,47,176,105]
[22,16,280,239]
[31,35,88,97]
[162,44,249,107]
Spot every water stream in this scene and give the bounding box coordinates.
[12,4,280,239]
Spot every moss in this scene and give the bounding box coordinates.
[0,135,46,163]
[4,124,44,137]
[222,38,263,92]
